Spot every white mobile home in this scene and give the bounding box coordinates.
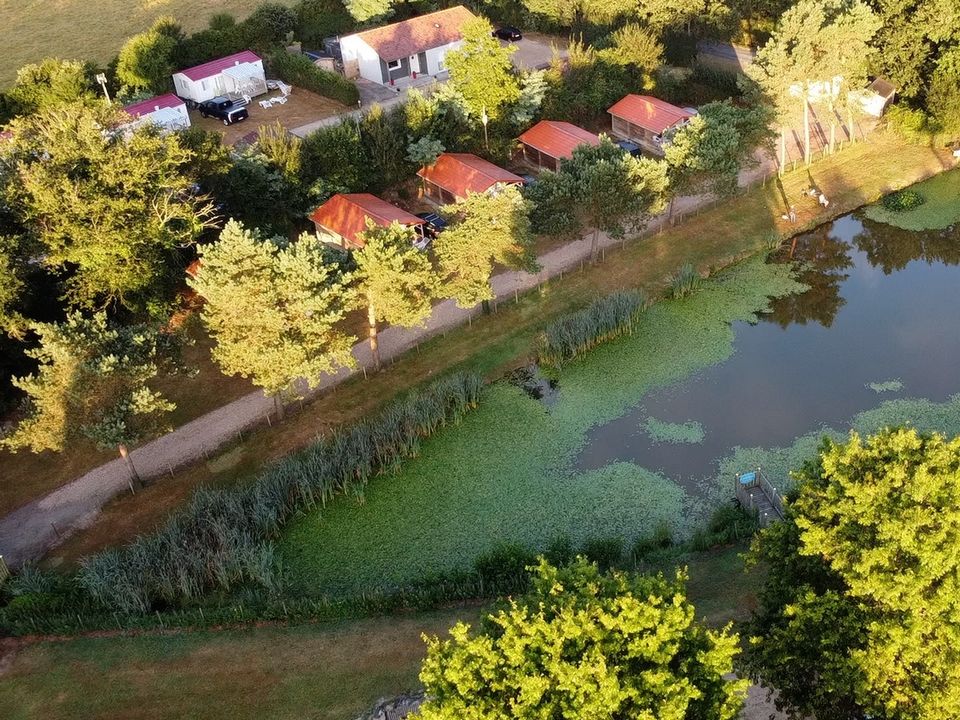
[123,94,191,131]
[172,51,267,104]
[339,6,475,86]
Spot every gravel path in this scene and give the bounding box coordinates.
[0,160,776,568]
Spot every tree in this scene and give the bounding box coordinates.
[245,3,297,45]
[343,0,395,23]
[6,58,95,115]
[436,185,537,310]
[927,46,960,138]
[746,428,960,719]
[509,70,548,128]
[445,17,520,121]
[0,236,26,337]
[1,313,177,490]
[5,102,213,311]
[598,23,664,84]
[562,137,669,263]
[406,135,445,167]
[414,558,747,720]
[665,100,771,212]
[190,221,356,413]
[352,222,437,370]
[116,17,182,94]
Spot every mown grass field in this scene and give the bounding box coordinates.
[1,545,759,720]
[278,256,803,595]
[0,0,296,89]
[45,135,956,569]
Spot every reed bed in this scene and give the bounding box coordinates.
[79,372,484,613]
[537,290,648,368]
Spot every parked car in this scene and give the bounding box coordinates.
[520,174,538,187]
[198,97,249,126]
[416,212,448,238]
[616,139,642,157]
[492,26,523,41]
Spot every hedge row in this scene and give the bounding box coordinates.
[537,290,648,367]
[78,372,483,614]
[269,50,359,107]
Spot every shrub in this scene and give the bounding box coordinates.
[268,50,359,106]
[79,372,484,613]
[537,289,648,367]
[580,536,624,570]
[296,0,355,48]
[474,543,537,589]
[631,522,674,561]
[881,189,925,212]
[668,263,702,298]
[690,503,759,550]
[689,61,742,97]
[885,103,935,144]
[543,535,574,566]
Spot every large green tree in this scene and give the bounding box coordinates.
[116,17,183,94]
[1,313,177,489]
[436,185,537,310]
[190,221,356,412]
[343,0,395,23]
[352,222,437,371]
[414,558,747,720]
[445,17,520,121]
[6,58,95,116]
[5,102,213,311]
[927,46,960,138]
[746,428,960,719]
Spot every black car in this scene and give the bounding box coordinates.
[415,211,448,242]
[198,96,249,126]
[492,26,523,41]
[615,139,642,157]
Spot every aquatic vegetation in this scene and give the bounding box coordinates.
[863,170,960,230]
[668,263,703,298]
[867,379,903,393]
[643,417,706,444]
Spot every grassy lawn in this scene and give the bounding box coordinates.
[862,167,960,230]
[278,256,803,595]
[2,545,758,720]
[44,135,955,568]
[0,1,296,89]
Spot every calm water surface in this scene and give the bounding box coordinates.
[577,213,960,478]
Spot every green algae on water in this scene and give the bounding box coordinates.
[643,417,706,444]
[868,379,903,393]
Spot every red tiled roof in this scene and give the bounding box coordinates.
[417,153,523,199]
[608,95,695,134]
[518,120,600,161]
[176,51,262,82]
[123,93,185,118]
[309,193,424,247]
[353,6,476,63]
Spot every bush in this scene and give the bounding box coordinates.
[689,61,742,97]
[537,289,648,367]
[885,103,935,144]
[580,536,624,570]
[543,535,574,566]
[78,371,484,613]
[295,0,355,48]
[881,189,925,212]
[631,522,674,561]
[269,50,359,106]
[474,543,537,588]
[690,503,759,550]
[668,263,702,298]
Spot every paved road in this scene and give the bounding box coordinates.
[0,158,776,568]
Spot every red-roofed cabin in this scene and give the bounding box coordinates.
[517,120,601,171]
[172,51,266,104]
[608,95,696,156]
[417,153,523,205]
[310,193,427,250]
[123,94,190,131]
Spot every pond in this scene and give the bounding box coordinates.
[577,213,960,481]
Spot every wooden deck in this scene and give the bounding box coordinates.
[735,468,785,527]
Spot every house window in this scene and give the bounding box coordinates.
[201,80,208,91]
[387,59,401,70]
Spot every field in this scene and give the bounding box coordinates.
[0,1,296,89]
[278,256,804,595]
[43,134,956,569]
[0,545,759,720]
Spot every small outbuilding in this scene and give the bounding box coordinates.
[339,5,476,86]
[517,120,600,171]
[608,94,696,156]
[310,193,426,250]
[417,153,524,204]
[172,51,267,104]
[857,78,896,118]
[123,94,191,132]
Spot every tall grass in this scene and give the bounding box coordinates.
[668,263,703,299]
[79,372,484,613]
[537,290,648,368]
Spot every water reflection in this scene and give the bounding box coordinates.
[576,213,960,480]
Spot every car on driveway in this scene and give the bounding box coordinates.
[415,212,447,246]
[616,139,642,157]
[198,97,249,126]
[492,26,523,41]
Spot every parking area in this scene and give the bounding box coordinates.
[188,88,350,144]
[504,33,569,71]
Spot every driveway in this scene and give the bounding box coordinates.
[505,33,568,71]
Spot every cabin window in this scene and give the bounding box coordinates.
[387,59,401,70]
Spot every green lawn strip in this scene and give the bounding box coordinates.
[710,394,960,500]
[862,168,960,230]
[0,546,756,720]
[278,256,803,596]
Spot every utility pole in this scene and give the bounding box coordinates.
[95,73,111,104]
[481,105,489,151]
